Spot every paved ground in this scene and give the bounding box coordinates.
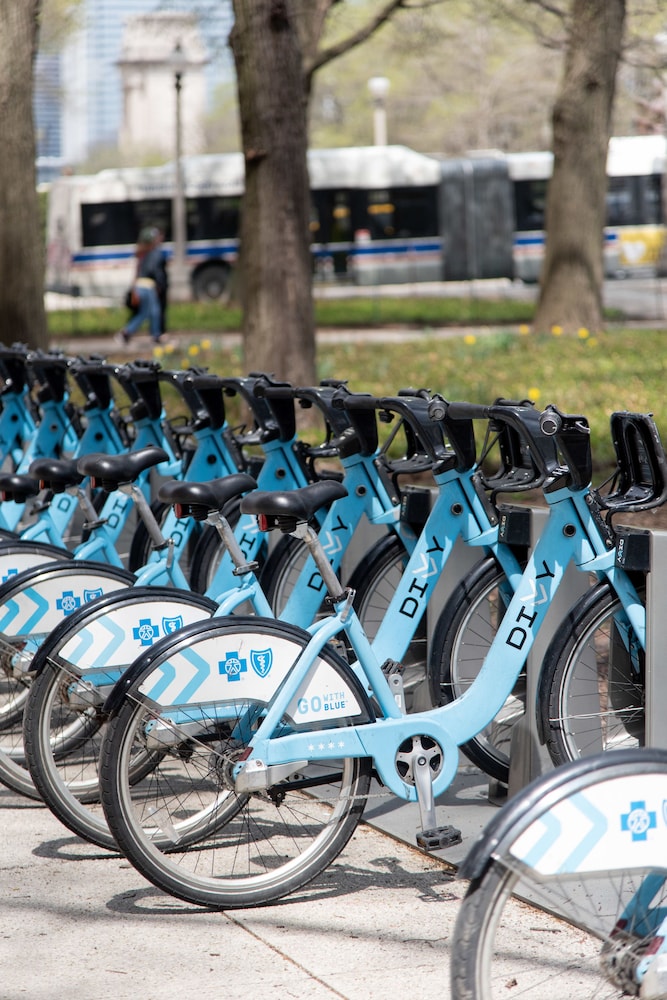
[2,776,601,1000]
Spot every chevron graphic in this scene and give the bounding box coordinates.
[140,658,178,703]
[65,623,96,665]
[174,646,212,703]
[322,532,344,557]
[515,810,562,869]
[0,597,21,633]
[93,616,128,665]
[415,553,438,578]
[9,588,51,635]
[559,792,608,872]
[518,579,549,605]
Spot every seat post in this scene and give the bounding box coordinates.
[293,521,348,602]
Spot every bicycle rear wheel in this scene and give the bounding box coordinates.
[100,617,373,908]
[22,589,217,849]
[451,749,667,999]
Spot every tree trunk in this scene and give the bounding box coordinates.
[230,0,316,386]
[533,0,625,335]
[0,1,48,348]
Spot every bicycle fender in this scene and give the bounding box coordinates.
[105,614,376,726]
[28,587,218,677]
[459,748,667,881]
[0,541,74,585]
[0,560,135,638]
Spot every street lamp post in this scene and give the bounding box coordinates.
[367,76,390,146]
[168,42,189,301]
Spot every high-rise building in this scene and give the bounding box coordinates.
[34,0,232,172]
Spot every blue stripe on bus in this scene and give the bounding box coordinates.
[514,231,619,248]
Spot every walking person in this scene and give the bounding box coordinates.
[116,228,167,346]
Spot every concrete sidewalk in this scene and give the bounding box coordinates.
[1,773,596,1000]
[1,782,465,1000]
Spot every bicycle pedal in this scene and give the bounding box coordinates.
[381,658,404,676]
[416,825,462,852]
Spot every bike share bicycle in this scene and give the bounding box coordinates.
[22,386,563,852]
[96,398,667,909]
[429,404,667,781]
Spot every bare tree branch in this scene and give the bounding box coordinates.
[305,0,408,80]
[488,0,568,51]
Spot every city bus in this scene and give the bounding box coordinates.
[45,136,665,301]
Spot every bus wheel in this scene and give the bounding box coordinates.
[193,265,228,301]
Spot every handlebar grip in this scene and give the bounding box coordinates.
[254,384,296,399]
[443,401,491,421]
[331,392,380,411]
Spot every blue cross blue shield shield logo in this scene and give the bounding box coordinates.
[250,648,273,678]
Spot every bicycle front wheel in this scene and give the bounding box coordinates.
[452,749,667,999]
[100,617,373,909]
[429,557,520,784]
[540,583,645,766]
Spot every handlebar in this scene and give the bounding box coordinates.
[433,398,591,492]
[332,387,470,470]
[27,350,72,404]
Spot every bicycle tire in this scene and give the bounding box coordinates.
[539,582,646,767]
[0,640,40,798]
[100,616,373,909]
[257,534,318,616]
[428,556,520,784]
[22,588,218,849]
[451,748,667,999]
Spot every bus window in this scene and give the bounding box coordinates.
[513,179,548,231]
[134,199,171,241]
[81,198,171,247]
[81,201,136,246]
[643,174,663,225]
[388,187,438,238]
[311,190,353,243]
[311,190,352,275]
[189,196,241,240]
[606,177,640,226]
[366,190,395,239]
[362,187,439,239]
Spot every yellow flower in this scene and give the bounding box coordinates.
[153,346,164,358]
[519,324,530,336]
[188,344,200,357]
[165,343,176,354]
[201,339,212,350]
[577,327,589,339]
[551,324,563,337]
[463,334,476,345]
[528,387,541,402]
